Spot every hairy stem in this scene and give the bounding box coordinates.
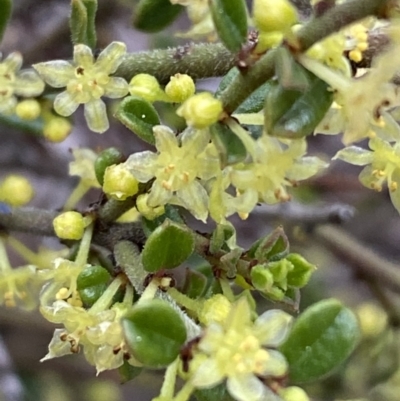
[219,0,389,113]
[116,43,236,84]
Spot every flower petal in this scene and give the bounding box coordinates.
[254,310,293,347]
[13,70,45,96]
[33,61,74,88]
[227,374,266,401]
[259,349,288,377]
[148,179,173,207]
[181,127,210,155]
[191,358,224,388]
[154,125,178,153]
[84,99,109,133]
[177,181,208,222]
[125,151,158,182]
[3,52,22,73]
[103,77,129,98]
[333,146,374,166]
[389,169,400,214]
[95,42,127,74]
[73,44,94,67]
[54,91,80,116]
[0,96,17,114]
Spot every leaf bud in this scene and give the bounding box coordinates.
[176,92,223,128]
[102,164,139,200]
[0,175,34,206]
[15,99,41,120]
[253,0,297,33]
[165,73,195,103]
[53,211,85,240]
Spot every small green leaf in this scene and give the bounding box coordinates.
[216,68,238,97]
[210,122,247,166]
[141,204,184,237]
[264,75,333,139]
[210,223,236,254]
[114,95,160,145]
[122,299,187,368]
[235,81,273,114]
[0,0,12,44]
[94,147,125,186]
[141,219,195,272]
[182,268,208,299]
[247,226,289,262]
[275,47,311,91]
[280,299,360,383]
[210,0,248,52]
[133,0,183,33]
[118,360,143,384]
[77,265,111,307]
[70,0,97,49]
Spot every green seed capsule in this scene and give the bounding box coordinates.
[94,147,125,186]
[77,265,111,307]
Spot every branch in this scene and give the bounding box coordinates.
[314,224,400,294]
[219,0,390,114]
[116,43,236,84]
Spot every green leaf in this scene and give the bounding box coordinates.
[77,265,111,307]
[210,122,247,166]
[209,223,236,254]
[194,383,235,401]
[94,147,125,186]
[209,0,248,52]
[141,219,195,272]
[70,0,97,49]
[275,47,311,91]
[0,0,12,44]
[118,360,143,384]
[247,226,289,262]
[216,68,238,96]
[122,299,187,368]
[280,299,360,383]
[264,75,333,139]
[182,268,208,299]
[235,81,273,114]
[141,204,184,237]
[114,95,160,145]
[133,0,183,33]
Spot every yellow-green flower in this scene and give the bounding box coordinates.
[190,297,293,401]
[0,52,45,114]
[125,125,220,222]
[230,137,326,210]
[334,137,400,213]
[33,42,128,133]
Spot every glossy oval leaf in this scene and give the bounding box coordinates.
[114,95,160,145]
[133,0,183,33]
[122,299,187,368]
[141,219,195,272]
[265,76,333,138]
[0,0,12,44]
[210,0,248,52]
[141,204,184,237]
[280,298,360,383]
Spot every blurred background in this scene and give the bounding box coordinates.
[1,1,400,400]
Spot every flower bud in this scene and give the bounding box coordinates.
[250,264,274,292]
[177,92,223,128]
[53,211,85,240]
[129,73,166,102]
[198,294,232,325]
[0,175,34,206]
[253,0,297,33]
[15,99,41,120]
[279,386,310,401]
[102,164,139,200]
[43,117,72,142]
[136,193,165,220]
[165,74,195,103]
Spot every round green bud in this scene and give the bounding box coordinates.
[253,0,298,33]
[94,147,125,186]
[43,117,72,142]
[53,211,85,240]
[165,73,196,103]
[129,73,166,102]
[0,175,34,206]
[77,265,111,307]
[102,164,139,200]
[15,99,41,120]
[136,193,165,220]
[176,92,223,128]
[279,386,310,401]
